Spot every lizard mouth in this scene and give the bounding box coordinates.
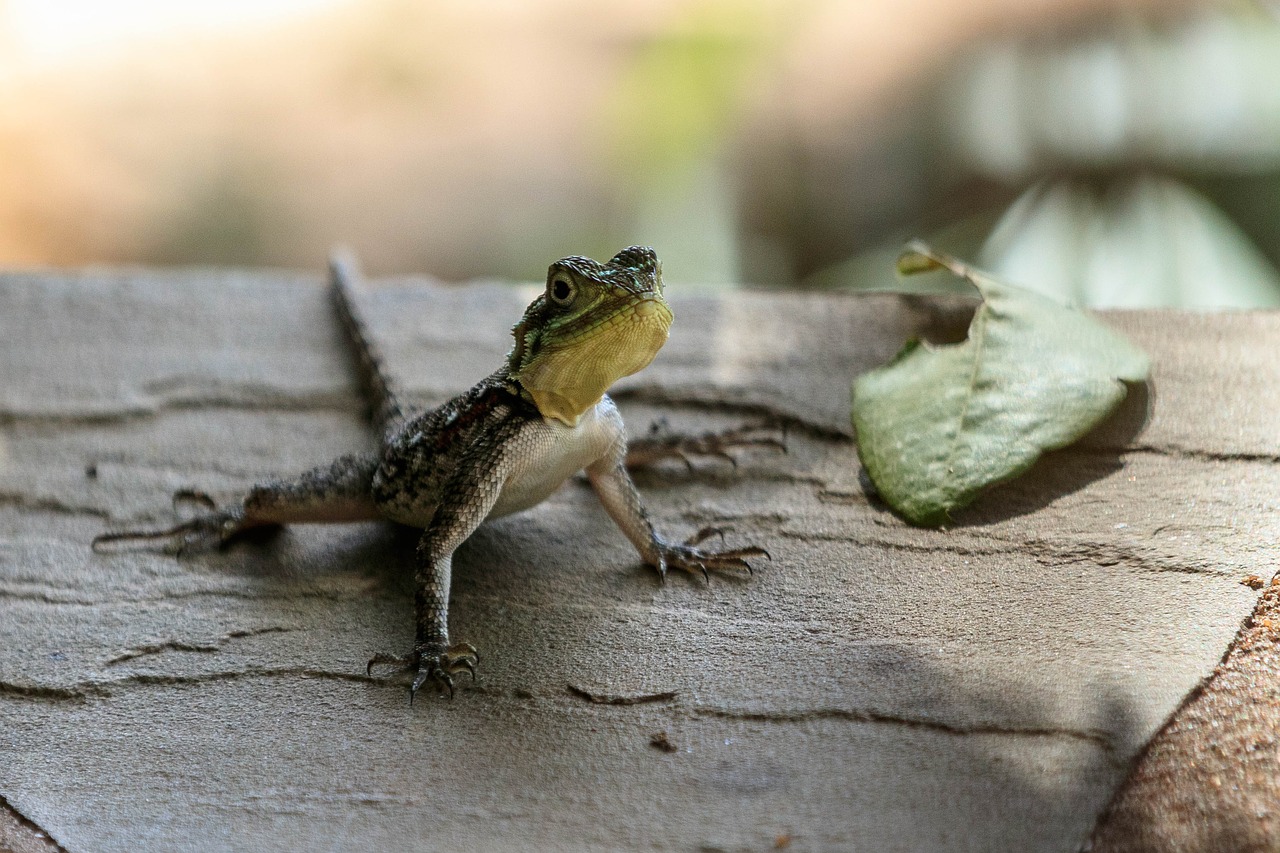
[519,296,673,425]
[627,293,673,329]
[612,294,673,371]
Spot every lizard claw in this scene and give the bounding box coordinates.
[412,666,452,702]
[92,507,246,553]
[649,536,769,584]
[172,488,218,512]
[652,557,668,585]
[93,488,249,553]
[366,651,411,678]
[368,642,480,704]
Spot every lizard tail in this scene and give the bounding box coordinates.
[329,248,407,440]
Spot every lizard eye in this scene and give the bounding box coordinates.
[549,277,575,305]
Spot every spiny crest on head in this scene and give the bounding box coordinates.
[547,246,661,296]
[508,295,547,376]
[608,246,660,285]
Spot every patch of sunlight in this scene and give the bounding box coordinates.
[0,0,353,71]
[980,177,1280,309]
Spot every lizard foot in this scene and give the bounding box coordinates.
[367,642,479,703]
[625,420,786,471]
[92,492,249,554]
[649,527,771,584]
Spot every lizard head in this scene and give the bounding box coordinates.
[508,246,673,426]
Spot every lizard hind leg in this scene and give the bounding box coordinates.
[90,507,249,553]
[587,455,772,586]
[624,420,787,471]
[92,453,383,553]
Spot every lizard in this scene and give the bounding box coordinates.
[93,246,776,702]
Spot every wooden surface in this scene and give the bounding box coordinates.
[2,268,1278,852]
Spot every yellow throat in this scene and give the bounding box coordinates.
[508,247,673,426]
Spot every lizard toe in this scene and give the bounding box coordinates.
[371,643,480,703]
[366,651,415,678]
[652,538,767,584]
[92,509,246,554]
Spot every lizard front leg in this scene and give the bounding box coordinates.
[366,538,481,702]
[367,424,523,702]
[587,449,769,583]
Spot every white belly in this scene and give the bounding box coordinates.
[486,397,623,520]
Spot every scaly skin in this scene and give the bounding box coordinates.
[94,247,773,703]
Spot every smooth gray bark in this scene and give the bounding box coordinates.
[2,269,1277,852]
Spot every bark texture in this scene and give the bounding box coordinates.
[2,269,1278,852]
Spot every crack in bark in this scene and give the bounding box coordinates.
[693,705,1118,753]
[110,667,379,690]
[776,528,1226,577]
[676,510,792,529]
[1011,536,1226,577]
[776,528,1018,557]
[1,668,381,703]
[0,492,109,519]
[611,387,851,440]
[815,489,870,505]
[1127,443,1280,465]
[566,684,678,705]
[106,626,297,666]
[106,640,221,664]
[0,588,104,606]
[0,385,358,429]
[0,585,361,607]
[0,681,99,702]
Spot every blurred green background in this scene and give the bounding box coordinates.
[1,0,1278,307]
